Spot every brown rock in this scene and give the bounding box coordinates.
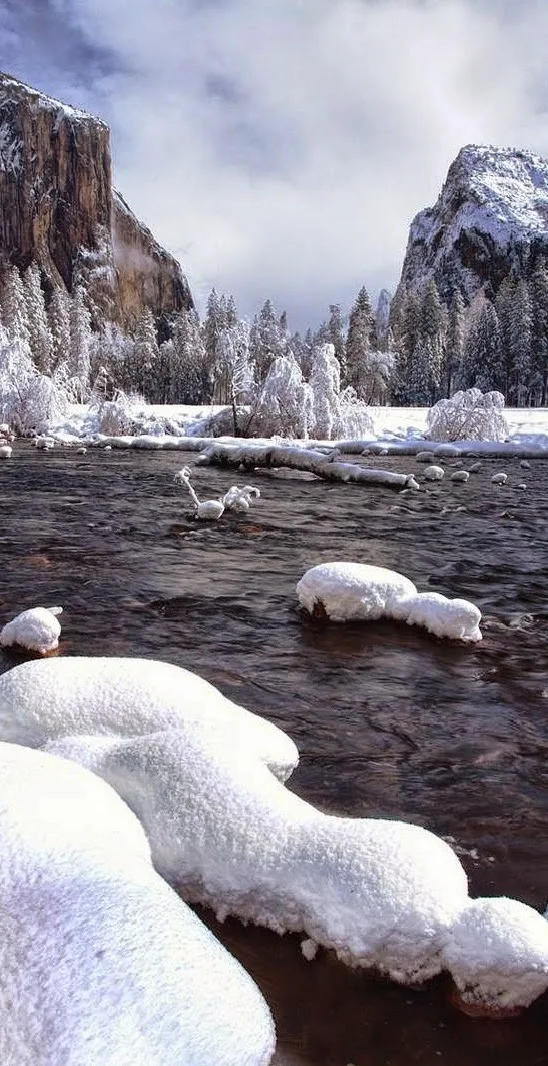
[0,71,193,330]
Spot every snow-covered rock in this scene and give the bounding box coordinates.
[45,724,548,1009]
[0,741,275,1066]
[423,465,444,481]
[491,472,508,485]
[450,470,470,483]
[444,897,548,1012]
[0,656,298,781]
[0,443,12,458]
[0,605,62,654]
[46,723,470,987]
[296,562,482,642]
[396,144,548,304]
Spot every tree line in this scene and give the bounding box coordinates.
[2,255,548,410]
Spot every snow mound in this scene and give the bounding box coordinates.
[0,443,12,458]
[0,742,275,1066]
[444,897,548,1012]
[491,472,508,485]
[0,656,298,782]
[45,724,469,986]
[426,389,509,443]
[0,606,62,654]
[450,470,470,482]
[296,562,482,642]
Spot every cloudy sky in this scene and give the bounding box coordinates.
[1,0,548,327]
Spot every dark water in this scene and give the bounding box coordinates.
[1,443,548,1065]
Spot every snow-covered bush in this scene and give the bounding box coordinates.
[251,354,314,438]
[0,327,69,435]
[250,346,375,441]
[425,388,509,443]
[336,385,376,439]
[85,388,136,437]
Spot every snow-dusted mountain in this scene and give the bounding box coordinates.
[0,72,193,330]
[396,144,548,303]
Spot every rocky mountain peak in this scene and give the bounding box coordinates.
[396,143,548,305]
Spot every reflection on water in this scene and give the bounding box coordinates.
[1,444,548,1064]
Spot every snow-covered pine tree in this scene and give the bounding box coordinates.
[249,299,286,385]
[68,286,93,400]
[419,280,446,402]
[48,285,71,372]
[462,297,503,393]
[131,307,159,400]
[445,290,465,396]
[202,289,223,401]
[170,309,207,403]
[23,263,53,372]
[529,256,548,406]
[390,288,421,404]
[509,279,532,405]
[0,265,31,347]
[406,337,431,405]
[345,285,377,394]
[375,289,392,352]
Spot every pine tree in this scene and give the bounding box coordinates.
[169,309,207,403]
[419,280,446,401]
[48,286,71,372]
[406,338,431,405]
[529,257,548,405]
[68,286,93,400]
[509,279,532,405]
[462,298,502,392]
[249,299,285,384]
[23,263,53,372]
[345,286,377,393]
[391,289,421,404]
[131,307,159,400]
[444,290,465,396]
[0,265,30,347]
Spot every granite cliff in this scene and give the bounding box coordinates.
[0,72,192,331]
[396,144,548,304]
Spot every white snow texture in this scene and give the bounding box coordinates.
[0,605,62,654]
[0,655,546,1012]
[0,741,275,1066]
[296,562,482,642]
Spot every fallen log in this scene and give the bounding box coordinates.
[197,442,412,490]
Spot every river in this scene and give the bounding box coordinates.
[1,443,547,1065]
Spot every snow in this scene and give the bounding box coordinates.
[0,606,62,654]
[0,653,546,1011]
[45,723,469,984]
[0,741,275,1066]
[406,145,548,298]
[0,72,103,127]
[423,465,444,481]
[443,897,548,1011]
[296,562,482,642]
[0,656,298,782]
[42,402,548,457]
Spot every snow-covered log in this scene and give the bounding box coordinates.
[197,441,411,489]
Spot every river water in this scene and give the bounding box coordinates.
[1,444,547,1065]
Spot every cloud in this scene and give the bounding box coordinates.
[3,0,548,326]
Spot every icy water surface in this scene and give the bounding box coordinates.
[1,444,548,1065]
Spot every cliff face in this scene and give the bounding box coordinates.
[0,72,192,329]
[396,144,548,304]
